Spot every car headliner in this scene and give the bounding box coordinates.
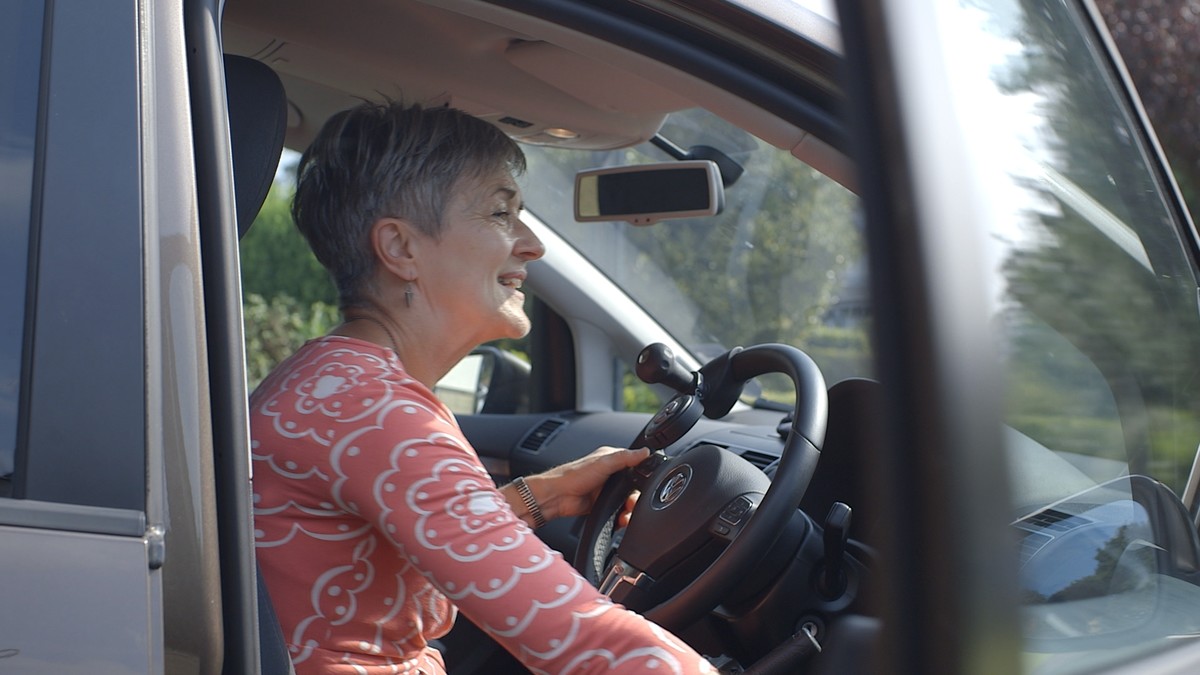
[220,0,855,188]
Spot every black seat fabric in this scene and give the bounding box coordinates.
[799,377,883,544]
[256,564,295,674]
[224,53,293,674]
[224,54,288,239]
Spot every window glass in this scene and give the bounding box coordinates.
[1003,311,1125,487]
[937,0,1200,667]
[944,0,1200,494]
[520,108,870,407]
[0,0,44,486]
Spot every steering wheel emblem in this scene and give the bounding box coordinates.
[652,464,692,510]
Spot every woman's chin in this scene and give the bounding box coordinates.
[498,303,532,338]
[479,311,531,342]
[503,316,532,339]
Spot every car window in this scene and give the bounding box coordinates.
[1004,311,1125,491]
[0,0,44,491]
[12,0,144,510]
[938,0,1200,667]
[953,0,1200,494]
[520,108,870,406]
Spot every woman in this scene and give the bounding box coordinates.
[250,101,715,674]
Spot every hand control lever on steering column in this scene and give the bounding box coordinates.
[817,502,852,600]
[636,343,697,394]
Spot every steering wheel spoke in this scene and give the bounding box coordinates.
[598,555,657,604]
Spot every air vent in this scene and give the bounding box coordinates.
[1013,507,1091,565]
[1020,508,1089,535]
[739,449,778,472]
[518,418,566,453]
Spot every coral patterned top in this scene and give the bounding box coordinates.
[251,337,714,674]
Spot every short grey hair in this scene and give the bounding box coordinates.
[291,101,527,309]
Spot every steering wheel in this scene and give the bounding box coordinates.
[574,343,828,630]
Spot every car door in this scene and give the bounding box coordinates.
[0,1,246,672]
[1,0,166,671]
[836,0,1200,672]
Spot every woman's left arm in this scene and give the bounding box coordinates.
[500,446,648,526]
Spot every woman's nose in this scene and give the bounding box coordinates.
[514,217,545,261]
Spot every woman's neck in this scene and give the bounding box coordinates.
[335,307,471,389]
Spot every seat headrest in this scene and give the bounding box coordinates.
[224,55,288,239]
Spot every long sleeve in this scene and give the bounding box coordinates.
[252,337,715,674]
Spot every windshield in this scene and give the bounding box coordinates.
[519,108,870,404]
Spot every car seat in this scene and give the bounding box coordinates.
[223,53,293,675]
[798,377,883,544]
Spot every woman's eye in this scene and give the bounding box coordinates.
[490,204,523,228]
[492,210,518,229]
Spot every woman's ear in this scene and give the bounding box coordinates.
[371,217,419,281]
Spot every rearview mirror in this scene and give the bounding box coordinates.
[574,160,724,225]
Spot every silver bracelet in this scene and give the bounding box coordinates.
[512,476,547,528]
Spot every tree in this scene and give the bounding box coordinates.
[996,0,1200,491]
[239,181,337,307]
[243,293,339,389]
[1096,0,1200,214]
[239,177,339,388]
[521,111,868,393]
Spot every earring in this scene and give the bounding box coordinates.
[405,282,413,308]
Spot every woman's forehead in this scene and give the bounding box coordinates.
[456,167,521,203]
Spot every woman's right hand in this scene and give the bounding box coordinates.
[504,446,650,526]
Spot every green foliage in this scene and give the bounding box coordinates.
[520,112,874,411]
[240,179,340,390]
[999,0,1200,493]
[523,116,869,371]
[240,182,337,307]
[243,293,339,390]
[622,370,661,413]
[801,324,872,387]
[1145,406,1200,486]
[625,151,863,353]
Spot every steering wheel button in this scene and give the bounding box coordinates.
[719,496,753,524]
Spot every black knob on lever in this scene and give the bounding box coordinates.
[817,502,852,600]
[636,343,695,393]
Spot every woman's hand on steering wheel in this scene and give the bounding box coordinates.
[505,446,650,525]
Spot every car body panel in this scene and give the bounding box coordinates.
[0,525,158,674]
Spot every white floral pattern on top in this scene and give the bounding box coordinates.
[252,337,716,675]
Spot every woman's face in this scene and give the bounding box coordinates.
[418,166,545,344]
